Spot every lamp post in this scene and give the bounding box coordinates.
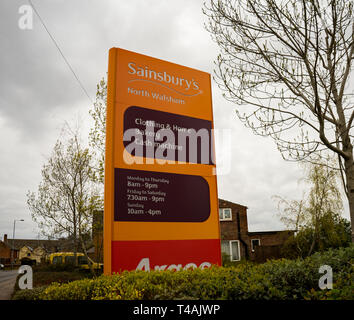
[11,219,24,269]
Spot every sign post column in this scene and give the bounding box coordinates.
[104,48,221,274]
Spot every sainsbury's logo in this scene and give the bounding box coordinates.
[127,62,202,97]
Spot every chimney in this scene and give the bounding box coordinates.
[4,234,7,243]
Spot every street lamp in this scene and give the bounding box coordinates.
[11,219,24,269]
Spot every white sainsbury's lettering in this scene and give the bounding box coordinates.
[128,62,199,91]
[136,257,211,271]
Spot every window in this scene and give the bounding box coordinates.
[221,240,241,261]
[78,256,88,265]
[230,241,240,261]
[52,256,62,264]
[219,208,232,221]
[221,240,230,256]
[65,256,75,265]
[251,239,261,252]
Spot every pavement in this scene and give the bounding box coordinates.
[0,270,18,300]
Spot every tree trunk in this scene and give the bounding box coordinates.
[344,157,354,243]
[307,225,317,257]
[73,229,78,267]
[79,235,95,275]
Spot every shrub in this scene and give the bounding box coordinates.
[281,217,352,259]
[12,287,47,300]
[11,268,96,300]
[13,245,354,300]
[33,263,78,272]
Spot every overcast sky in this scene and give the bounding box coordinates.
[0,0,349,240]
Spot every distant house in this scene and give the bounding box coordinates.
[219,198,295,262]
[0,238,13,265]
[19,245,47,264]
[0,234,74,266]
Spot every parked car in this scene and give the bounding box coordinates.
[47,252,103,271]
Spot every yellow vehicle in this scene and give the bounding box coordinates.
[48,252,103,271]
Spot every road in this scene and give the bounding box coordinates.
[0,270,18,300]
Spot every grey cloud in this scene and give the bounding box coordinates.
[0,0,317,239]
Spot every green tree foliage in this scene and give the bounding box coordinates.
[275,159,351,258]
[89,78,107,185]
[27,127,102,265]
[282,217,351,259]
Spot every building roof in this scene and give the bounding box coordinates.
[4,238,74,252]
[248,230,296,236]
[218,198,248,209]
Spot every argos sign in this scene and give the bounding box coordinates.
[104,48,221,274]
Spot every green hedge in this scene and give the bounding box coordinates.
[12,245,353,300]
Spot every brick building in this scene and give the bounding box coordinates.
[219,198,295,262]
[92,199,294,264]
[0,237,13,265]
[0,234,74,266]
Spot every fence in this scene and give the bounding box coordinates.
[252,245,283,263]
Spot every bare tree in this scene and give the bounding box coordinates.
[204,0,354,241]
[27,126,102,267]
